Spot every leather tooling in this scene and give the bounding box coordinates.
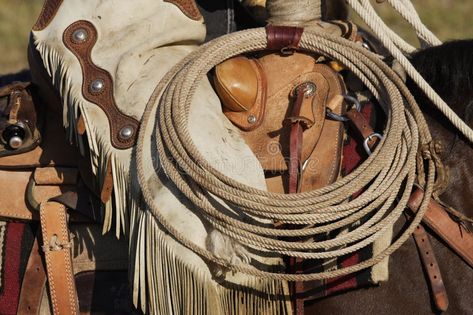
[63,21,140,150]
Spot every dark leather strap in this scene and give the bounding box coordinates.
[288,86,306,195]
[412,224,449,312]
[346,108,379,150]
[287,84,313,315]
[408,188,473,269]
[266,25,304,51]
[39,201,79,315]
[17,237,47,315]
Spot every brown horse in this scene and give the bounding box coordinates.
[308,40,473,314]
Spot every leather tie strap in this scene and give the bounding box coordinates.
[266,25,304,52]
[346,108,379,149]
[39,201,79,315]
[287,83,314,315]
[408,188,473,269]
[17,237,48,315]
[412,224,449,312]
[288,85,307,195]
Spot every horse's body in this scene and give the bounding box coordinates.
[1,1,472,313]
[309,40,473,314]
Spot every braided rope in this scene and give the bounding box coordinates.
[136,28,436,281]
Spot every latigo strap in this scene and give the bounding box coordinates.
[408,188,473,269]
[39,201,79,315]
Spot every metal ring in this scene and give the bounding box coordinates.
[326,108,350,122]
[343,94,362,112]
[363,133,384,156]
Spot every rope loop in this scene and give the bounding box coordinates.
[136,28,436,281]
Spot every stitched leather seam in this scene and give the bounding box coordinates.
[58,204,77,313]
[39,203,59,313]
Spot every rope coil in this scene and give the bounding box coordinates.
[136,28,436,281]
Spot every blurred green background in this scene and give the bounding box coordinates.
[0,0,472,75]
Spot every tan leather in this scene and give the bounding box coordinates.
[216,52,345,193]
[408,188,473,269]
[412,224,449,312]
[39,201,79,315]
[0,168,77,221]
[214,56,267,130]
[0,170,37,220]
[17,237,48,315]
[34,167,79,186]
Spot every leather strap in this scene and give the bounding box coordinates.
[17,237,47,315]
[39,201,79,315]
[266,25,304,51]
[288,85,306,195]
[287,83,313,315]
[347,107,449,311]
[408,188,473,269]
[346,108,379,150]
[412,223,449,312]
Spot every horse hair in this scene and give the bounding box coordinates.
[408,40,473,119]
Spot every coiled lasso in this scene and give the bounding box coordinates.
[136,28,436,281]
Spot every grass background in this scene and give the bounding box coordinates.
[0,0,472,75]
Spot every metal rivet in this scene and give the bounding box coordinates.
[90,79,105,93]
[119,126,134,140]
[72,28,88,43]
[303,82,316,97]
[9,136,23,149]
[247,115,257,124]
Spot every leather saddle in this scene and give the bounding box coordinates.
[0,82,130,314]
[214,41,347,194]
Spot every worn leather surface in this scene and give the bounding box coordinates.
[17,237,48,315]
[266,25,303,51]
[408,188,473,269]
[214,56,267,130]
[216,51,345,193]
[39,201,79,315]
[412,224,449,312]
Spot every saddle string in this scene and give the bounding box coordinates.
[136,28,436,281]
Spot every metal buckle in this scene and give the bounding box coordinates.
[363,133,384,156]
